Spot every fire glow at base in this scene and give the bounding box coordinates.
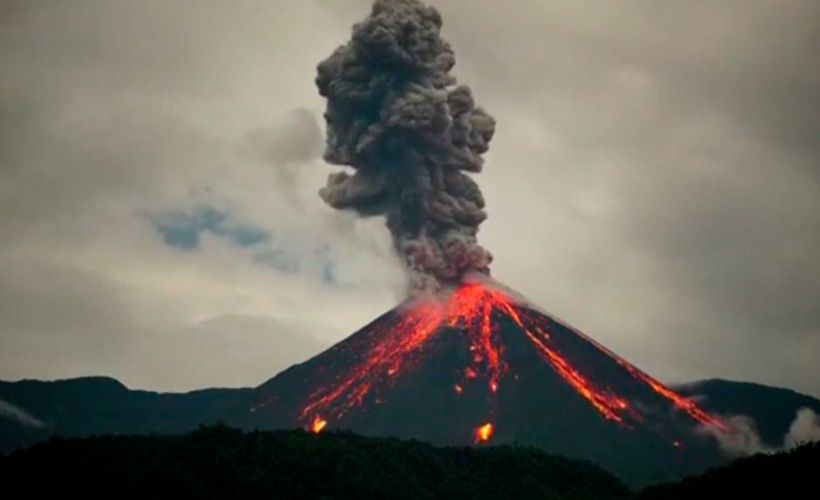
[300,281,726,440]
[310,416,327,434]
[474,423,494,443]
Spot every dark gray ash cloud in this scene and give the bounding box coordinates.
[315,0,495,291]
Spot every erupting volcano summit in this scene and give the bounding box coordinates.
[232,0,730,485]
[236,280,727,483]
[296,281,725,433]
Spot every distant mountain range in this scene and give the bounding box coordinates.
[0,377,250,453]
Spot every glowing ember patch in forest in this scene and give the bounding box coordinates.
[311,416,327,434]
[475,422,494,443]
[297,281,724,435]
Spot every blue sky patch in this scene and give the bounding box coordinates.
[151,205,338,284]
[151,206,269,251]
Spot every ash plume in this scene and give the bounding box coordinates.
[315,0,496,292]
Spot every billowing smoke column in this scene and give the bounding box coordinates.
[316,0,496,292]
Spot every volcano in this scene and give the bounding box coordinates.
[231,280,728,485]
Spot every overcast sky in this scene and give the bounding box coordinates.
[1,0,818,396]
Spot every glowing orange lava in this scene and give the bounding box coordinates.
[299,281,724,435]
[553,316,729,431]
[311,416,327,434]
[446,283,508,394]
[475,422,494,443]
[300,300,444,423]
[449,283,638,424]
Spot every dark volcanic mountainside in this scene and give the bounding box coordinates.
[225,282,729,485]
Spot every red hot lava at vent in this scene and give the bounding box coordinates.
[300,281,726,436]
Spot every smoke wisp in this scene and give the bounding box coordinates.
[315,0,496,292]
[0,400,44,428]
[784,408,820,449]
[705,407,820,456]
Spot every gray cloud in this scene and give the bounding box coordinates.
[240,108,323,209]
[242,109,322,166]
[0,0,818,395]
[0,0,405,391]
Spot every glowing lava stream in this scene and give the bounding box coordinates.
[299,301,444,421]
[300,281,724,434]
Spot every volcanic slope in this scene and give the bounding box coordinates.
[229,281,728,485]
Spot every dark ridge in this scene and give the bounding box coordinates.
[636,441,820,499]
[0,377,252,453]
[0,425,631,500]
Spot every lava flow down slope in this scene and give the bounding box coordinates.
[231,280,729,485]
